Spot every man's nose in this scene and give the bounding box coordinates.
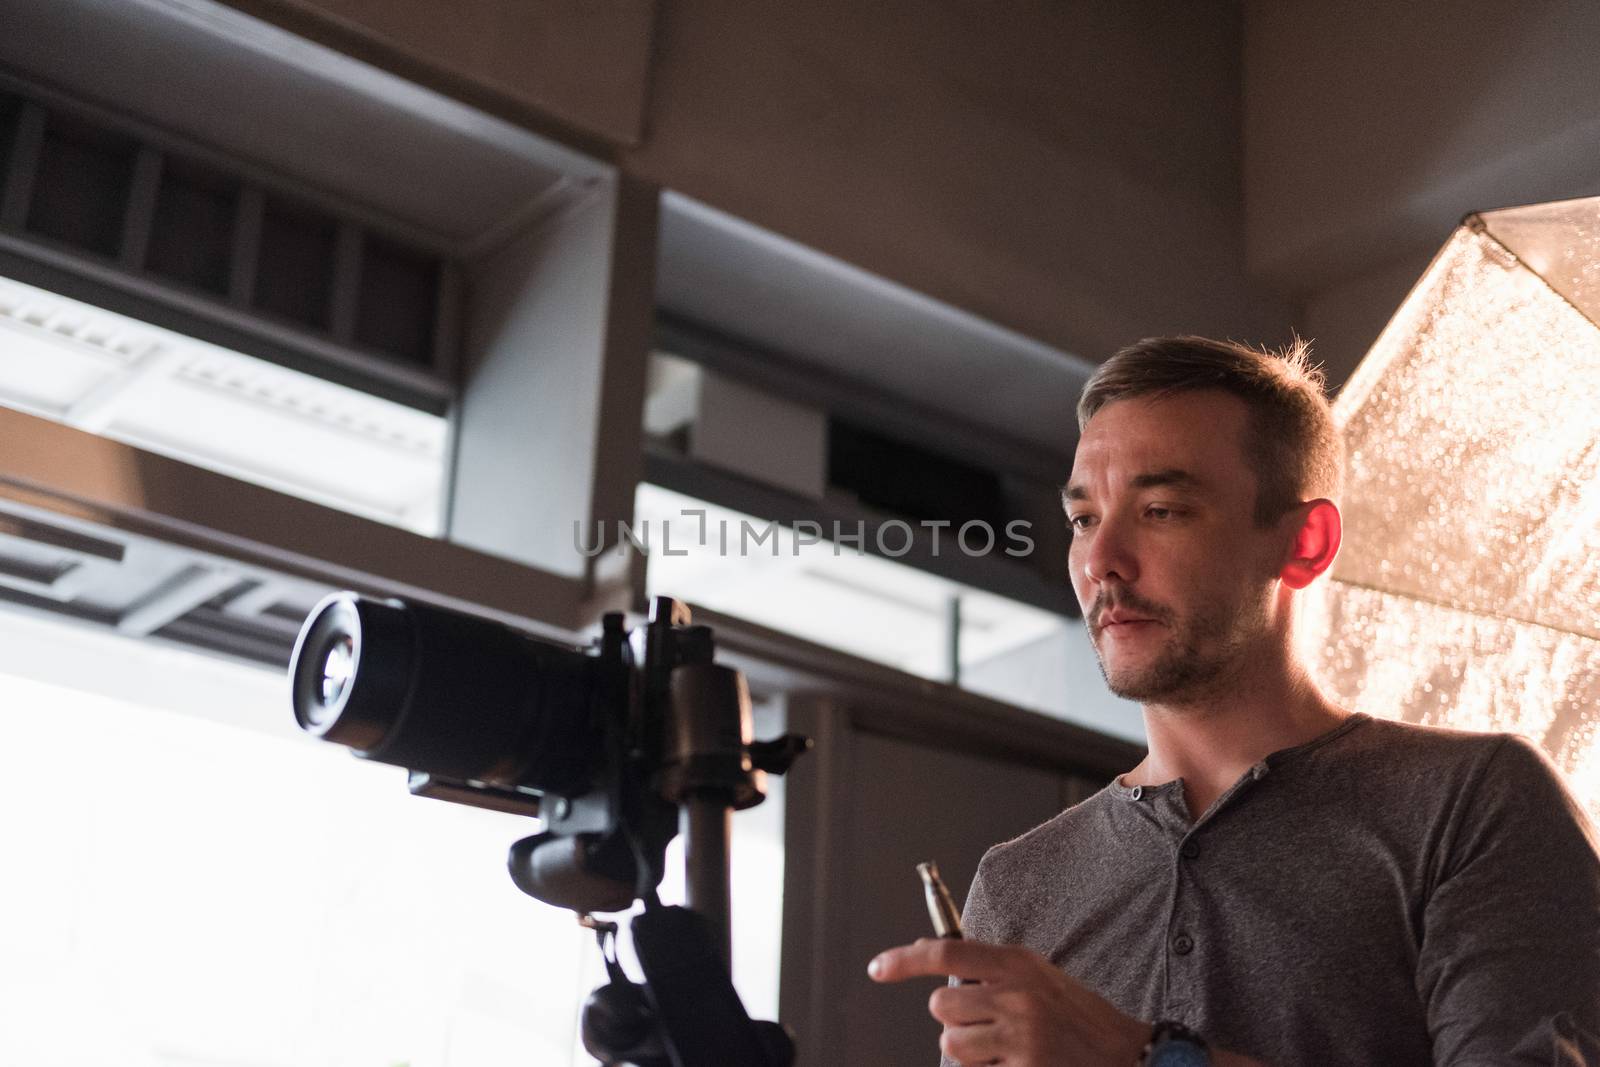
[1081,518,1139,586]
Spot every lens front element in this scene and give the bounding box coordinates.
[317,634,356,715]
[290,594,409,752]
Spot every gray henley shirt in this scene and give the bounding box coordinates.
[946,713,1600,1066]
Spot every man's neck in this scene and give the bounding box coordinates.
[1121,652,1350,820]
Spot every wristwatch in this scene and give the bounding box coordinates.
[1139,1020,1211,1066]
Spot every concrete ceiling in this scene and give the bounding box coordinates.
[657,191,1096,462]
[0,0,602,254]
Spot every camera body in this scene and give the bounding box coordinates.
[290,592,791,914]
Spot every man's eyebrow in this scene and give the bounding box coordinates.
[1129,468,1203,491]
[1061,468,1204,505]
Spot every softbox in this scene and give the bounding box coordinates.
[1298,196,1600,821]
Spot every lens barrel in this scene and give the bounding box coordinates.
[290,593,598,796]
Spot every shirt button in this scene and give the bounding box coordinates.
[1130,786,1143,801]
[1172,934,1194,955]
[1181,840,1200,859]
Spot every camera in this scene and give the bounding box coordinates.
[290,591,805,1065]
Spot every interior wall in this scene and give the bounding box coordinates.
[625,0,1289,361]
[780,694,1117,1067]
[168,1,1600,393]
[451,180,654,582]
[1297,247,1438,396]
[219,0,659,148]
[221,0,1293,365]
[1244,0,1600,389]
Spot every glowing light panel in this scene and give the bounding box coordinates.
[1298,199,1600,821]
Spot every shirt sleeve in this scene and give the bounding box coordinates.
[957,849,1004,945]
[1418,734,1600,1066]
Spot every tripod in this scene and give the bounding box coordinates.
[505,597,807,1067]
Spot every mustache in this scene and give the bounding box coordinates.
[1090,591,1171,629]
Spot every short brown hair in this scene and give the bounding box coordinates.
[1077,336,1343,526]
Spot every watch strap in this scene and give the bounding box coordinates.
[1139,1020,1210,1065]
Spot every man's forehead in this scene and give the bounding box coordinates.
[1067,392,1251,490]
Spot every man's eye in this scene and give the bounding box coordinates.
[1068,514,1096,532]
[1146,506,1180,521]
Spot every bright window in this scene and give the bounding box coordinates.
[0,608,782,1066]
[0,275,449,535]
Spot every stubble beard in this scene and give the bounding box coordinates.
[1094,590,1269,705]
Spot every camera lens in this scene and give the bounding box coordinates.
[314,634,355,720]
[289,593,599,797]
[291,594,408,751]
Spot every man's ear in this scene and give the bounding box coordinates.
[1280,499,1341,590]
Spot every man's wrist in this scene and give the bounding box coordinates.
[1138,1020,1211,1066]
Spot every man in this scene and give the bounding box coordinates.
[869,336,1600,1066]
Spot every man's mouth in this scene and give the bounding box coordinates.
[1095,612,1164,641]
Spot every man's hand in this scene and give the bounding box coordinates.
[868,938,1151,1066]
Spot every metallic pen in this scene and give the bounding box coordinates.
[917,860,964,939]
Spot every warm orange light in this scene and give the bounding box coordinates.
[1297,198,1600,822]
